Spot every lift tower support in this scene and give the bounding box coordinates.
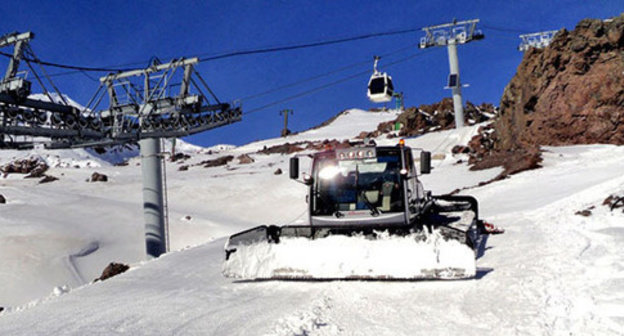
[419,19,484,128]
[279,109,293,137]
[2,32,242,260]
[518,30,559,52]
[97,58,242,258]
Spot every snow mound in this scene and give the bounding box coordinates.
[223,231,475,280]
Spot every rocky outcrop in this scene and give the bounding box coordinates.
[95,262,130,282]
[170,153,191,162]
[360,99,497,139]
[0,194,6,204]
[90,172,108,182]
[39,175,59,184]
[495,14,624,151]
[0,157,49,178]
[258,139,352,155]
[201,155,234,168]
[237,154,255,164]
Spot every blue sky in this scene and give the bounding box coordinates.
[0,1,621,147]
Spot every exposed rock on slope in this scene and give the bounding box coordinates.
[361,99,497,139]
[495,14,624,151]
[0,156,49,178]
[95,262,130,282]
[257,139,352,155]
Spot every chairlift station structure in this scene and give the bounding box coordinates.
[0,31,242,258]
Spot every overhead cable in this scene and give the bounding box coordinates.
[198,27,423,62]
[244,49,435,116]
[1,26,423,75]
[0,50,132,73]
[239,43,419,102]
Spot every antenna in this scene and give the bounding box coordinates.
[419,19,484,128]
[518,30,559,52]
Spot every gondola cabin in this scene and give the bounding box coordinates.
[367,56,394,103]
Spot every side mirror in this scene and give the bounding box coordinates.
[289,157,299,179]
[420,151,431,175]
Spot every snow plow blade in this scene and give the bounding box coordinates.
[223,223,477,280]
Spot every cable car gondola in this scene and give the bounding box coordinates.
[367,56,394,103]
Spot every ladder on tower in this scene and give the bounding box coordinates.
[160,138,170,252]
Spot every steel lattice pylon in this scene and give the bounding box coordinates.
[0,31,242,258]
[518,30,559,52]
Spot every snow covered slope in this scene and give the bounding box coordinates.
[1,107,623,335]
[233,109,401,153]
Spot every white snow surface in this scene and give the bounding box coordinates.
[223,232,476,280]
[0,107,623,335]
[232,109,401,154]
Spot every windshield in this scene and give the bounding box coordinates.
[369,77,386,95]
[312,154,404,216]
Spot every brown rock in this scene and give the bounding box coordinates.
[201,155,234,168]
[171,153,191,162]
[96,262,130,282]
[470,149,542,180]
[0,194,5,204]
[178,165,189,171]
[274,168,283,175]
[90,172,108,182]
[575,209,592,217]
[258,143,304,155]
[39,175,59,184]
[356,131,374,139]
[237,154,255,164]
[603,194,624,209]
[257,139,353,156]
[1,157,49,178]
[452,145,471,154]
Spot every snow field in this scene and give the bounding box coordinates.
[0,107,623,335]
[232,109,402,154]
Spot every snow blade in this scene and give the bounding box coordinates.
[223,231,476,280]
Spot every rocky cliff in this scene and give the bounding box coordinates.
[495,14,624,151]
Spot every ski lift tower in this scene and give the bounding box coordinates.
[419,19,484,128]
[518,30,558,52]
[1,31,242,259]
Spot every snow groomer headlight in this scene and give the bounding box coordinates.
[318,165,341,180]
[336,148,376,161]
